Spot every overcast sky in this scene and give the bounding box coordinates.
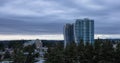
[0,0,120,40]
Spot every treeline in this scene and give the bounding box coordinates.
[45,39,120,63]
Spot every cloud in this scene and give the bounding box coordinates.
[0,0,120,39]
[0,34,63,40]
[0,18,65,35]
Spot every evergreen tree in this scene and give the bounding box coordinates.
[77,41,85,63]
[13,49,26,63]
[93,39,102,63]
[13,42,25,63]
[0,43,4,51]
[115,42,120,63]
[45,39,120,63]
[99,40,114,63]
[45,43,64,63]
[4,51,11,59]
[83,42,94,63]
[64,42,77,63]
[23,45,36,63]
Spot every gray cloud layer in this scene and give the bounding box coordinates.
[0,0,120,35]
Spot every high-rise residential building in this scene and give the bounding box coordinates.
[64,18,94,47]
[74,18,94,44]
[64,23,74,47]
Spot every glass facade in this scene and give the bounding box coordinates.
[74,18,94,44]
[64,23,74,47]
[64,18,94,47]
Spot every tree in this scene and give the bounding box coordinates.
[93,39,102,63]
[45,39,120,63]
[13,49,26,63]
[64,42,77,63]
[99,40,115,63]
[77,41,85,63]
[4,51,11,59]
[83,42,94,63]
[12,42,34,63]
[115,42,120,63]
[0,43,4,51]
[23,45,36,63]
[45,42,64,63]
